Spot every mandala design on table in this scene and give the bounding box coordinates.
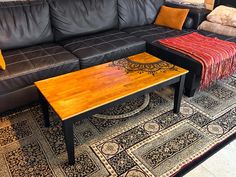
[94,94,150,119]
[110,58,176,75]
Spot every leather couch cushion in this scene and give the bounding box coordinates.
[49,0,118,41]
[0,44,79,95]
[0,0,53,50]
[197,29,236,43]
[0,85,38,113]
[118,0,164,29]
[60,30,146,69]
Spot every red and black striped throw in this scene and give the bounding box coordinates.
[159,32,236,90]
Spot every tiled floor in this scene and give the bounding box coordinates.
[184,140,236,177]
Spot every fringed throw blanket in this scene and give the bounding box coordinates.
[159,32,236,89]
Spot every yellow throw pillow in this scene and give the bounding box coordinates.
[0,50,6,70]
[155,6,190,30]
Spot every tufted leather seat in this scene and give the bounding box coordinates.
[60,30,146,69]
[0,43,79,96]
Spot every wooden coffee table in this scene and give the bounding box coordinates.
[35,52,188,165]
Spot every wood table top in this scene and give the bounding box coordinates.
[35,52,188,121]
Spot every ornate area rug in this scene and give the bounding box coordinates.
[0,74,236,177]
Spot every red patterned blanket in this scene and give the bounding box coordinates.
[159,32,236,89]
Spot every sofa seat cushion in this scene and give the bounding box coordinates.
[122,24,203,76]
[0,44,79,95]
[60,30,146,69]
[197,30,236,43]
[123,24,191,45]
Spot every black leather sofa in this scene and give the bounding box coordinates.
[214,0,236,8]
[0,0,235,113]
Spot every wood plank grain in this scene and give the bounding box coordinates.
[35,52,188,120]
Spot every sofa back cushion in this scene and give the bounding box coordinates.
[49,0,118,41]
[118,0,164,29]
[0,0,53,50]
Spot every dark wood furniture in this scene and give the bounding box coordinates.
[35,52,188,165]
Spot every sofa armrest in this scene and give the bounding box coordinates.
[187,8,211,29]
[164,2,211,29]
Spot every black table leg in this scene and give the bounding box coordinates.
[173,75,186,113]
[38,90,50,127]
[63,120,75,165]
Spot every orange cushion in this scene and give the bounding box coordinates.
[0,50,6,70]
[155,6,190,30]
